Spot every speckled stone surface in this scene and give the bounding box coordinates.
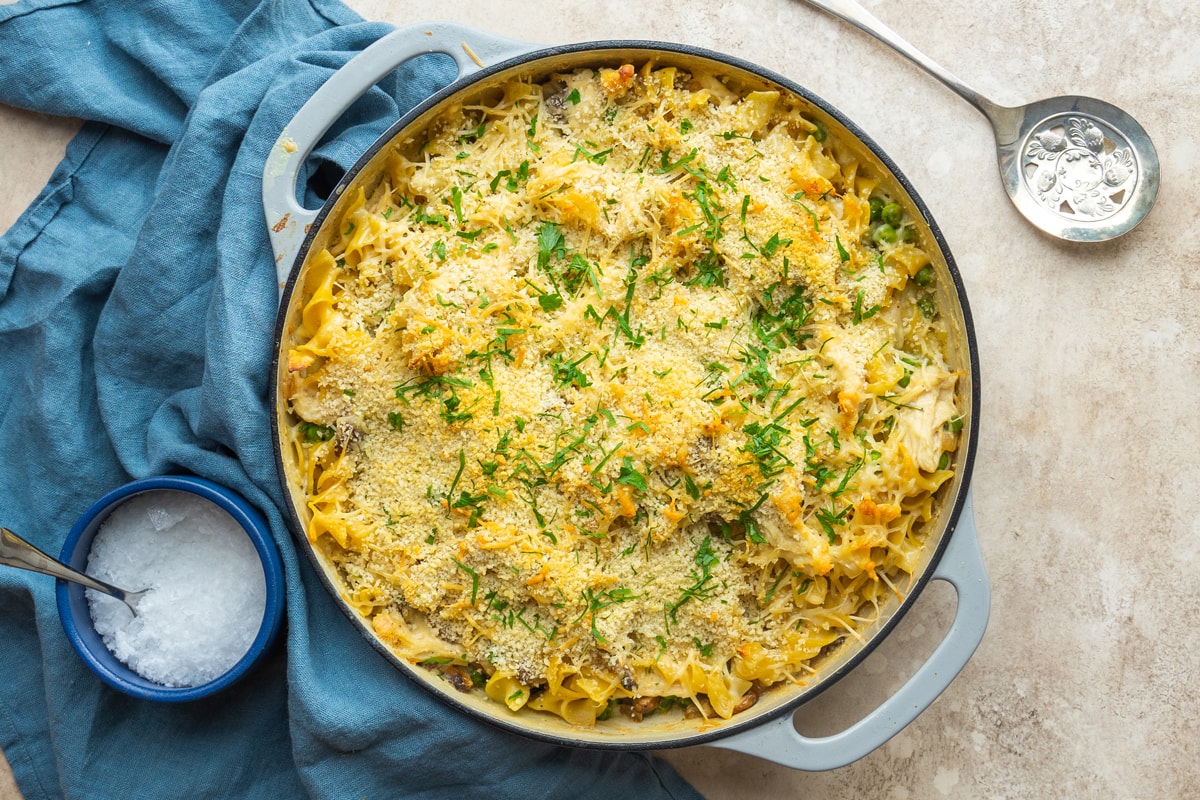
[2,1,1197,798]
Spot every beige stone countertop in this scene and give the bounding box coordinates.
[2,1,1197,798]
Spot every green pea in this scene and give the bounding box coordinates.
[299,422,335,443]
[872,223,898,245]
[913,265,935,286]
[900,225,917,243]
[811,121,827,143]
[881,202,903,226]
[917,296,936,318]
[868,196,884,224]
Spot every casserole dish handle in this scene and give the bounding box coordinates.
[261,23,537,295]
[709,491,989,771]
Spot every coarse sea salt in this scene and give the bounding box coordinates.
[85,490,267,688]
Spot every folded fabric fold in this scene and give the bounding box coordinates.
[0,1,702,797]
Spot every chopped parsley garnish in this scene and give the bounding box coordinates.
[453,558,480,603]
[835,234,850,263]
[852,290,881,324]
[550,352,593,389]
[615,457,648,492]
[665,537,719,628]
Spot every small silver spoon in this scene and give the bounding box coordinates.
[0,526,146,613]
[802,0,1159,242]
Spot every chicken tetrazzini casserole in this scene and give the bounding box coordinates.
[282,61,963,727]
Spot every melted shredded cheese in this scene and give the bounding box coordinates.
[284,63,962,726]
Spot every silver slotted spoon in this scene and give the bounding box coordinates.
[802,0,1160,242]
[0,526,146,613]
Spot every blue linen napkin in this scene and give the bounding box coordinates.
[0,1,704,797]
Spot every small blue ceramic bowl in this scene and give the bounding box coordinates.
[55,475,286,702]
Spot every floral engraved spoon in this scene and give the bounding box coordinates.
[802,0,1159,242]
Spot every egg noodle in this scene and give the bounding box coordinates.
[283,62,962,726]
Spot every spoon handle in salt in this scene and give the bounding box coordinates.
[0,526,126,597]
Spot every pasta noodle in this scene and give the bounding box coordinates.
[282,62,962,726]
